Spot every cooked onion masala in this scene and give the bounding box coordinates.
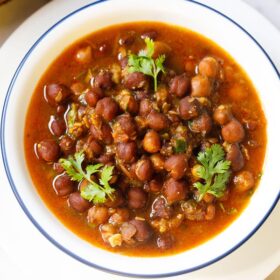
[24,22,266,256]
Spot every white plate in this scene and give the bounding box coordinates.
[0,0,279,279]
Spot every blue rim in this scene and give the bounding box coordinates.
[1,0,280,278]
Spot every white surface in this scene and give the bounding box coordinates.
[0,0,280,279]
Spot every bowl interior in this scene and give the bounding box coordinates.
[1,0,280,276]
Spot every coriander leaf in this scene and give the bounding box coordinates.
[59,151,115,203]
[174,139,187,153]
[81,182,106,203]
[143,37,155,58]
[86,164,103,176]
[128,38,165,91]
[66,103,78,130]
[193,144,231,201]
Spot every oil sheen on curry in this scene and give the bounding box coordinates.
[24,22,266,256]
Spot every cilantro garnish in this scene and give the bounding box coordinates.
[193,144,231,201]
[174,139,187,154]
[128,38,165,91]
[59,151,115,203]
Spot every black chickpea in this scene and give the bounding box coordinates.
[198,56,219,78]
[135,158,154,181]
[95,97,119,121]
[164,154,188,180]
[191,75,212,97]
[150,153,165,171]
[163,178,187,204]
[53,174,75,197]
[234,171,255,192]
[37,140,60,162]
[189,112,212,135]
[169,73,190,97]
[94,71,113,89]
[128,219,153,242]
[221,118,245,143]
[179,96,200,120]
[213,105,232,125]
[147,111,169,131]
[226,143,245,172]
[85,87,103,107]
[116,142,137,163]
[68,192,91,213]
[143,130,161,153]
[127,187,147,209]
[44,83,71,107]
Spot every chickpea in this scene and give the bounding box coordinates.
[128,219,153,242]
[87,206,109,225]
[234,171,255,192]
[104,189,125,208]
[127,188,147,209]
[94,71,113,89]
[144,178,162,193]
[117,114,137,139]
[189,112,212,135]
[151,196,172,219]
[163,178,187,204]
[44,83,71,107]
[124,72,147,90]
[75,46,92,64]
[157,234,174,250]
[109,208,130,225]
[68,192,91,213]
[53,174,75,197]
[95,97,119,121]
[49,117,66,137]
[59,136,75,154]
[85,87,103,107]
[226,143,244,172]
[37,140,60,162]
[221,118,245,143]
[191,75,212,97]
[143,130,161,153]
[213,105,232,125]
[150,153,165,171]
[116,142,137,163]
[85,138,103,157]
[90,122,113,145]
[179,96,200,120]
[139,98,153,116]
[198,56,219,78]
[169,73,190,97]
[164,154,188,180]
[135,158,154,181]
[147,111,169,131]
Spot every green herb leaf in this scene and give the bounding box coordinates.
[174,139,187,153]
[193,144,231,201]
[128,38,165,91]
[59,151,115,203]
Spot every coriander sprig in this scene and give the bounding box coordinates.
[193,144,231,201]
[59,151,115,203]
[128,38,165,91]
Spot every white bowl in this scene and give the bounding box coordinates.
[1,0,280,277]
